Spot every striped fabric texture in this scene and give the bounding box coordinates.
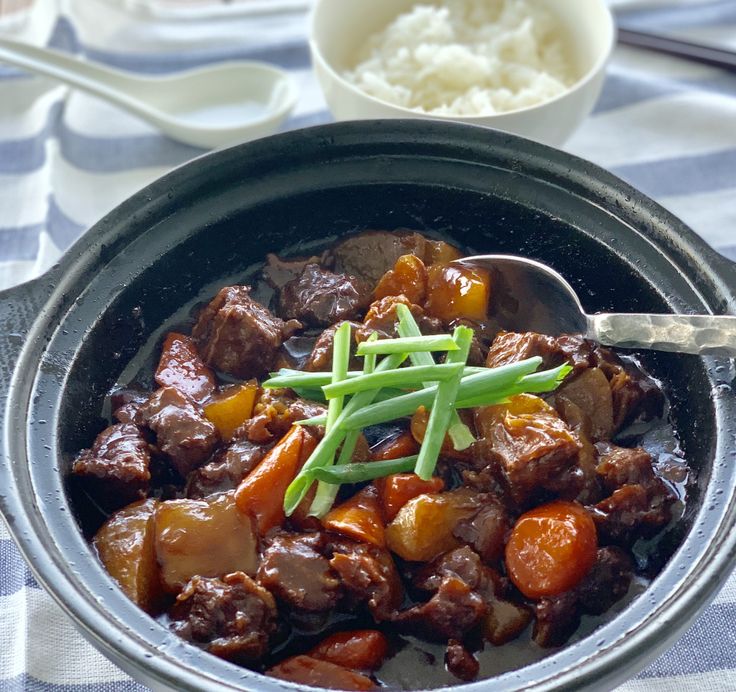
[1,0,735,690]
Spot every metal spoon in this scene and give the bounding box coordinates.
[454,255,736,356]
[0,37,298,148]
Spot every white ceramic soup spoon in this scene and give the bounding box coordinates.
[0,37,298,148]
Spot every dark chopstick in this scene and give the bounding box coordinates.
[618,27,736,73]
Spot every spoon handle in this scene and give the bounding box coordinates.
[0,37,140,111]
[587,313,736,356]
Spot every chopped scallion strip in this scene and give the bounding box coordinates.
[396,303,475,451]
[308,456,419,484]
[283,350,408,516]
[356,334,459,356]
[308,334,378,517]
[265,366,485,390]
[322,363,464,399]
[264,370,363,389]
[308,322,352,516]
[414,326,473,480]
[340,357,544,431]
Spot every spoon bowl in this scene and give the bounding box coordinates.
[0,38,299,148]
[455,254,736,356]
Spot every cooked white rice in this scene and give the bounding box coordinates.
[343,0,576,116]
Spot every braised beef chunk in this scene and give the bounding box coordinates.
[595,443,657,491]
[304,322,362,372]
[257,533,340,612]
[193,286,301,379]
[240,389,326,443]
[136,386,218,477]
[186,439,271,499]
[591,483,674,545]
[576,547,633,615]
[591,442,675,545]
[110,389,149,425]
[359,295,443,341]
[555,368,614,441]
[170,572,276,664]
[592,347,664,429]
[445,640,479,681]
[532,548,633,648]
[329,230,461,287]
[328,231,419,287]
[554,397,602,505]
[533,591,580,648]
[452,498,510,565]
[279,264,370,327]
[610,371,663,430]
[414,546,485,592]
[395,576,486,641]
[73,423,151,510]
[474,397,582,505]
[155,332,216,403]
[486,332,594,372]
[261,252,323,291]
[408,547,528,647]
[328,539,403,620]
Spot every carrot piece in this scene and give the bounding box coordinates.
[309,630,389,671]
[235,425,316,534]
[203,380,258,440]
[425,264,490,322]
[371,431,419,461]
[322,485,385,548]
[505,500,597,599]
[267,655,376,690]
[378,473,445,522]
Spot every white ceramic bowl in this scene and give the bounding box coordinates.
[310,0,615,146]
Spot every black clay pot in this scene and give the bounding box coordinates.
[1,121,735,691]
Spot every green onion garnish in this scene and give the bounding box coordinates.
[308,456,419,484]
[280,312,572,517]
[322,362,464,399]
[308,322,352,516]
[266,366,484,391]
[283,349,408,516]
[414,326,473,480]
[356,334,459,356]
[308,333,380,517]
[340,357,544,431]
[396,303,476,451]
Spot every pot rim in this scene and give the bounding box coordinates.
[1,119,735,692]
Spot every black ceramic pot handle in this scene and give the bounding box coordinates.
[0,275,53,416]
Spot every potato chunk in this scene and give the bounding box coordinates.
[93,498,163,612]
[425,264,490,322]
[374,254,428,305]
[155,491,257,592]
[385,488,480,562]
[203,380,258,440]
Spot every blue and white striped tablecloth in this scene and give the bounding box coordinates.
[1,0,735,689]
